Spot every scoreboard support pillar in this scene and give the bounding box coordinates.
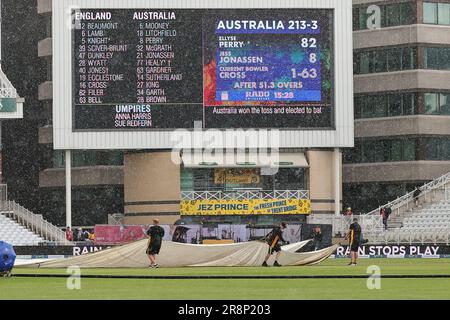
[0,120,3,183]
[65,149,72,228]
[334,148,341,216]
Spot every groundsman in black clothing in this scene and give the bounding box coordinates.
[262,222,288,267]
[345,218,361,266]
[146,218,165,268]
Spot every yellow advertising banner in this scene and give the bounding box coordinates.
[214,169,260,184]
[180,199,311,216]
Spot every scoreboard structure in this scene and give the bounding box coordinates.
[53,0,353,150]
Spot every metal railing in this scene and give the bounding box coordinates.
[307,214,384,237]
[108,213,125,225]
[181,190,309,201]
[365,171,450,216]
[368,229,450,245]
[0,87,16,98]
[0,200,71,245]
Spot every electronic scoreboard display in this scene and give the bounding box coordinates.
[72,9,334,130]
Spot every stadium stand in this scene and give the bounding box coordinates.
[365,171,450,245]
[0,214,45,245]
[309,171,450,245]
[0,201,70,245]
[374,200,450,245]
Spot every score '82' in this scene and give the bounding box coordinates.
[300,37,317,48]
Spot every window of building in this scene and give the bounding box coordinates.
[345,138,417,164]
[181,167,307,192]
[388,94,402,116]
[362,140,385,163]
[403,93,416,115]
[373,50,387,73]
[442,47,450,70]
[423,2,438,23]
[357,7,367,30]
[386,4,401,27]
[438,3,450,24]
[354,97,362,119]
[403,139,416,161]
[373,95,388,117]
[355,47,417,74]
[424,2,450,25]
[440,93,450,115]
[343,143,362,164]
[181,169,194,191]
[53,150,65,168]
[354,93,417,119]
[401,46,415,70]
[390,140,403,161]
[445,139,450,159]
[425,47,450,70]
[425,93,439,114]
[425,138,440,159]
[51,150,123,168]
[400,2,415,25]
[424,138,450,160]
[359,51,371,74]
[188,169,217,191]
[353,8,361,30]
[72,150,95,167]
[358,95,372,118]
[274,168,306,190]
[424,92,450,115]
[387,48,402,71]
[425,47,439,69]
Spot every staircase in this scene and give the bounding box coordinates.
[0,201,71,245]
[364,171,450,244]
[0,214,45,245]
[385,214,405,230]
[366,172,450,217]
[369,200,450,245]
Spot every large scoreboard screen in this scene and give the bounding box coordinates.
[72,9,334,130]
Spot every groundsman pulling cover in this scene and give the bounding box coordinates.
[22,240,338,268]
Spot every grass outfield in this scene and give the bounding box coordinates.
[1,259,449,300]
